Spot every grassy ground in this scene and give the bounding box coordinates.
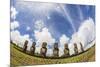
[10,44,95,66]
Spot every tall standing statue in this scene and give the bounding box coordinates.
[53,43,59,57]
[40,42,47,57]
[30,42,36,55]
[64,43,70,57]
[74,43,78,55]
[80,42,84,52]
[23,40,28,53]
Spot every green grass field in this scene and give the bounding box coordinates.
[10,44,95,66]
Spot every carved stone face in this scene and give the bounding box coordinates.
[64,43,68,49]
[23,40,28,52]
[40,42,47,57]
[24,40,28,46]
[64,43,69,57]
[53,43,59,57]
[54,43,58,49]
[42,42,47,48]
[74,43,77,48]
[32,42,36,47]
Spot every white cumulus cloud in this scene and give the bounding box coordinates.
[34,20,45,30]
[11,21,19,30]
[11,30,32,50]
[59,34,70,56]
[11,6,18,19]
[34,27,55,55]
[34,27,55,45]
[60,34,69,45]
[69,17,95,55]
[78,17,95,47]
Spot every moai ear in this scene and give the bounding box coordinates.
[44,42,47,47]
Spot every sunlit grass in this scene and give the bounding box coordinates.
[10,44,95,66]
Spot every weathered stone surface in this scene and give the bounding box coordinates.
[53,43,59,57]
[74,43,78,55]
[64,43,70,57]
[40,42,47,57]
[30,42,36,55]
[23,40,28,53]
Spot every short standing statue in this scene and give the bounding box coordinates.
[40,42,47,57]
[74,43,78,55]
[30,42,36,55]
[53,43,59,57]
[64,43,70,57]
[23,40,28,53]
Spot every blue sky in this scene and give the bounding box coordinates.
[11,0,95,40]
[10,0,95,55]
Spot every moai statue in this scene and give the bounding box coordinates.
[80,42,84,52]
[10,40,15,45]
[23,40,28,53]
[74,43,78,55]
[40,42,47,57]
[10,40,13,44]
[64,43,70,57]
[30,42,36,55]
[53,43,59,57]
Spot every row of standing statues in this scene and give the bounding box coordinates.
[23,40,84,57]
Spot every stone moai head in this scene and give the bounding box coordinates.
[30,42,36,55]
[32,42,36,47]
[64,43,68,49]
[64,43,70,57]
[74,43,78,48]
[54,43,58,49]
[53,43,59,57]
[24,40,28,46]
[23,40,28,52]
[40,42,47,57]
[42,42,47,48]
[74,43,78,55]
[80,42,84,52]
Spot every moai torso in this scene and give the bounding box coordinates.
[30,42,36,55]
[53,43,59,57]
[23,40,28,53]
[40,42,47,57]
[74,43,78,55]
[64,43,70,57]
